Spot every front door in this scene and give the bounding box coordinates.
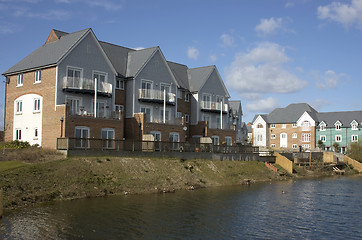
[280,133,287,148]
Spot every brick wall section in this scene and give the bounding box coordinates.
[190,121,236,145]
[177,91,191,115]
[269,123,316,150]
[66,114,124,139]
[4,66,68,149]
[115,89,126,106]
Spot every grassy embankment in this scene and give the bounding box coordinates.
[0,148,291,211]
[0,147,357,211]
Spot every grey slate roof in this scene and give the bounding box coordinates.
[126,47,158,78]
[229,101,242,115]
[267,103,318,123]
[246,125,252,133]
[317,111,362,127]
[3,28,90,75]
[167,61,189,90]
[252,114,268,123]
[188,66,214,92]
[99,41,135,77]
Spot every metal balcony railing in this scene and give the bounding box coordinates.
[138,89,176,103]
[68,108,122,120]
[63,77,112,95]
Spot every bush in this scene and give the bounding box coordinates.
[4,140,31,149]
[347,142,362,163]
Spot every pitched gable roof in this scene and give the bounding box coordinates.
[3,28,90,75]
[229,100,242,115]
[126,47,159,77]
[267,103,318,123]
[167,61,189,90]
[317,111,362,127]
[99,41,135,77]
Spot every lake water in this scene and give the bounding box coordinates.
[1,176,362,239]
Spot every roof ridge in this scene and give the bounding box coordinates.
[99,40,135,51]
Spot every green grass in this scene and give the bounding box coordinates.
[0,161,27,172]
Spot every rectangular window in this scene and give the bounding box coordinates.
[101,128,115,149]
[351,135,358,142]
[34,98,41,112]
[185,114,189,123]
[93,72,106,83]
[203,115,210,126]
[225,136,232,146]
[271,134,276,139]
[177,89,182,99]
[185,93,190,102]
[271,144,276,148]
[140,80,153,99]
[352,124,358,130]
[292,144,298,149]
[66,97,81,115]
[336,135,342,142]
[67,67,82,88]
[15,129,21,140]
[202,94,211,109]
[320,135,326,142]
[292,123,297,128]
[17,74,23,86]
[16,100,22,114]
[257,134,263,142]
[170,132,180,150]
[115,105,124,112]
[271,124,275,128]
[302,144,311,149]
[336,124,341,131]
[116,78,124,89]
[212,136,219,146]
[320,125,326,131]
[292,133,297,138]
[141,106,152,122]
[177,112,182,118]
[35,70,41,83]
[74,126,89,148]
[34,128,38,139]
[302,133,311,142]
[282,124,286,129]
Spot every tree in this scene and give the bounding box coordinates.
[333,142,340,153]
[346,142,362,163]
[317,140,324,150]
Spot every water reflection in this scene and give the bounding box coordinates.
[1,176,362,239]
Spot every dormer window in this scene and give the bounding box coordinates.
[335,121,342,131]
[351,120,358,130]
[319,122,326,131]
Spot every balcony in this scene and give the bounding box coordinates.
[68,107,122,120]
[63,77,112,97]
[138,89,176,105]
[200,101,228,113]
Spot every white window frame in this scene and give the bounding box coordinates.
[320,125,326,131]
[257,123,263,128]
[140,106,152,122]
[335,122,342,131]
[15,100,23,114]
[257,134,263,142]
[176,112,182,118]
[101,128,115,149]
[335,135,342,142]
[177,89,182,99]
[35,70,41,83]
[292,144,298,149]
[270,124,275,128]
[271,144,276,148]
[271,134,276,139]
[150,131,162,141]
[351,135,358,142]
[302,121,310,131]
[74,126,90,148]
[302,133,311,142]
[202,94,211,109]
[15,129,21,140]
[282,124,286,129]
[212,135,219,146]
[203,114,210,126]
[185,93,190,102]
[66,66,83,88]
[116,78,124,90]
[292,133,297,139]
[33,98,41,113]
[351,121,358,130]
[17,74,23,87]
[115,105,124,113]
[292,123,297,128]
[320,135,326,142]
[93,71,107,83]
[302,144,311,149]
[160,108,170,122]
[225,136,232,146]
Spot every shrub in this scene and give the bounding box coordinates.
[5,140,31,149]
[346,142,362,163]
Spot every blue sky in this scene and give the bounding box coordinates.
[1,0,362,128]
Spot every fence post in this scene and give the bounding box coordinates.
[0,189,3,218]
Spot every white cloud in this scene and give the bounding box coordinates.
[220,34,234,47]
[255,17,283,36]
[85,0,122,11]
[209,54,217,62]
[134,47,145,50]
[246,97,280,113]
[187,46,199,60]
[318,0,362,29]
[0,22,20,34]
[315,70,345,89]
[19,9,71,20]
[225,42,307,95]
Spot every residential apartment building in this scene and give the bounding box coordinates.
[316,111,362,153]
[252,103,318,150]
[3,28,240,149]
[252,103,362,153]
